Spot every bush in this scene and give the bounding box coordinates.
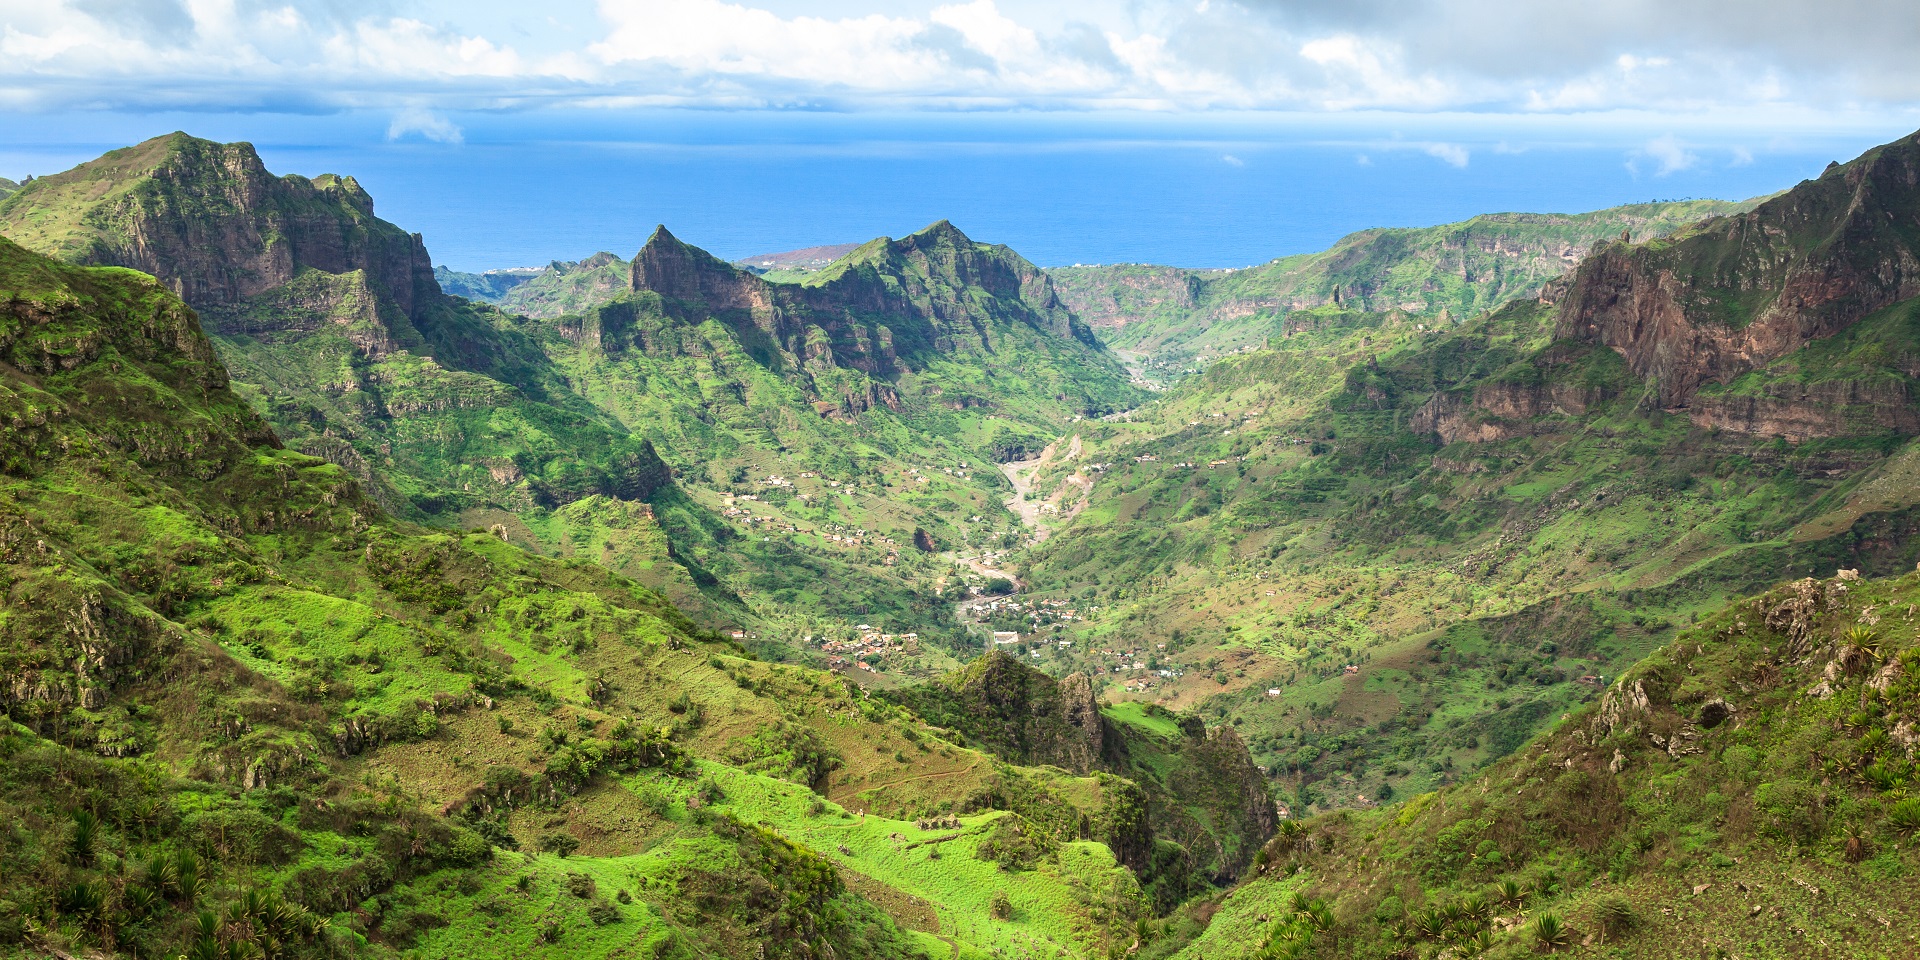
[540,833,580,858]
[1593,893,1635,941]
[990,891,1012,920]
[587,900,622,925]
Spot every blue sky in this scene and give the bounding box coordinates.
[3,2,1919,268]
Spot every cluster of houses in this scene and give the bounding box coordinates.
[962,596,1084,627]
[818,625,922,675]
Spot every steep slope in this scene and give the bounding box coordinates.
[495,252,632,318]
[0,177,18,200]
[885,652,1278,904]
[1012,128,1920,821]
[1169,568,1920,959]
[506,223,1145,650]
[433,264,540,302]
[1557,131,1920,406]
[0,133,724,616]
[0,235,1240,960]
[1048,198,1762,371]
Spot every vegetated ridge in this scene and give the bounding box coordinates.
[1047,197,1765,374]
[0,232,1270,959]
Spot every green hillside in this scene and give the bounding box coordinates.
[1160,567,1920,959]
[0,136,1149,660]
[1047,198,1763,374]
[0,233,1270,960]
[1013,131,1920,824]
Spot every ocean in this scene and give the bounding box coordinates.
[1,109,1910,272]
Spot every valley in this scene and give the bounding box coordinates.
[3,126,1920,960]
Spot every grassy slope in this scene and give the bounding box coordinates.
[1047,199,1762,372]
[1169,568,1920,959]
[493,253,632,319]
[513,225,1147,659]
[0,237,1218,960]
[1016,282,1920,819]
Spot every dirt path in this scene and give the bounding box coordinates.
[999,434,1081,542]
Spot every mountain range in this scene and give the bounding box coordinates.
[3,126,1920,959]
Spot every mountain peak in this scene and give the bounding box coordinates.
[0,133,435,316]
[1555,127,1920,403]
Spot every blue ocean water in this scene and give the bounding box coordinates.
[1,110,1911,271]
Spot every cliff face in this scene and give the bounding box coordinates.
[0,135,679,530]
[883,652,1279,887]
[1555,130,1920,406]
[0,133,436,320]
[623,221,1114,384]
[893,651,1116,773]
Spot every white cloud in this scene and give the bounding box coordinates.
[1221,153,1244,166]
[387,106,463,142]
[1422,142,1469,168]
[1729,145,1755,166]
[0,0,1917,115]
[1639,134,1698,175]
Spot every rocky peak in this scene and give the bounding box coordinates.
[1554,129,1920,405]
[0,132,440,322]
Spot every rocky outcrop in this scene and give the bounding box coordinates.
[1555,130,1920,407]
[0,133,439,322]
[622,221,1112,389]
[893,651,1117,774]
[1412,379,1617,444]
[1690,378,1920,440]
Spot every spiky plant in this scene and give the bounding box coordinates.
[56,881,106,924]
[1495,878,1526,908]
[1531,913,1569,952]
[69,809,100,865]
[1460,893,1492,923]
[1888,798,1920,837]
[121,884,162,922]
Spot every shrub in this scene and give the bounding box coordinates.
[540,833,580,858]
[990,891,1012,920]
[587,901,621,925]
[1593,893,1635,941]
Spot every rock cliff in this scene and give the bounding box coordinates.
[1554,130,1920,406]
[0,132,437,320]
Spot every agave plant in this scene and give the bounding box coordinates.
[1409,907,1448,941]
[69,809,101,865]
[121,884,163,922]
[1888,798,1920,837]
[1592,893,1636,942]
[1531,913,1569,952]
[1864,760,1906,792]
[56,881,106,924]
[1495,878,1526,908]
[1460,893,1493,923]
[1844,822,1872,863]
[1843,625,1885,664]
[173,848,206,903]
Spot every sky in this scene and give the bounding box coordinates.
[4,1,1920,268]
